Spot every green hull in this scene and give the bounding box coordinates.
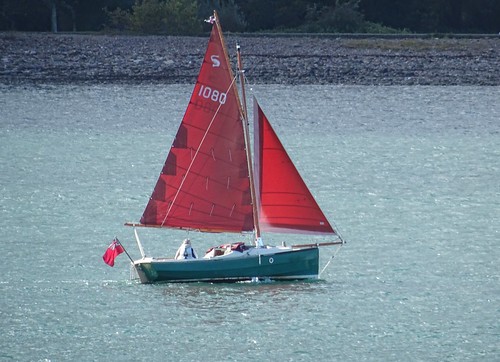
[133,247,319,283]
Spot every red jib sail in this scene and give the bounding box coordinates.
[140,22,253,232]
[253,98,336,235]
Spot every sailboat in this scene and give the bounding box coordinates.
[125,12,344,283]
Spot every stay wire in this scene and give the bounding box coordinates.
[319,242,344,278]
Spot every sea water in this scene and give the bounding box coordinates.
[0,84,498,361]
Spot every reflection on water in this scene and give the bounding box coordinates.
[160,280,328,307]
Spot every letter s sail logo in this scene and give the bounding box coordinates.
[211,55,220,67]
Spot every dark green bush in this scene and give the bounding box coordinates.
[107,0,201,35]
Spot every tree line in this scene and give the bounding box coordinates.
[1,0,498,34]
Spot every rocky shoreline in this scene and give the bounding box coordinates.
[1,32,499,86]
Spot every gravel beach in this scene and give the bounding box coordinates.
[1,32,499,85]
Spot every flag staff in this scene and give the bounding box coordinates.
[117,237,135,264]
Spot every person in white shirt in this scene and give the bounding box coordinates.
[174,238,198,260]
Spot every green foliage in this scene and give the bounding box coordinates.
[129,0,201,35]
[362,21,406,34]
[303,0,365,33]
[235,0,276,31]
[0,0,499,34]
[329,0,365,33]
[130,0,164,33]
[105,7,133,31]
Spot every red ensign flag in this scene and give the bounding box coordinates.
[102,238,124,267]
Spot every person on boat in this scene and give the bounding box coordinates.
[174,238,198,260]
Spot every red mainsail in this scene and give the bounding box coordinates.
[140,22,253,232]
[253,98,336,235]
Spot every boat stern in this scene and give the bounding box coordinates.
[132,258,158,284]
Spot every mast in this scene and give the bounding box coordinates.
[236,44,248,120]
[236,41,261,244]
[212,12,260,241]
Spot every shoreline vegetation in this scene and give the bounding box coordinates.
[1,32,499,86]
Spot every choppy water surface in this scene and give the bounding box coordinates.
[1,84,499,361]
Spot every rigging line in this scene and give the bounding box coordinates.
[160,75,240,228]
[243,72,257,97]
[319,242,344,278]
[330,218,346,244]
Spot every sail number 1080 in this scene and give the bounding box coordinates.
[198,85,227,105]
